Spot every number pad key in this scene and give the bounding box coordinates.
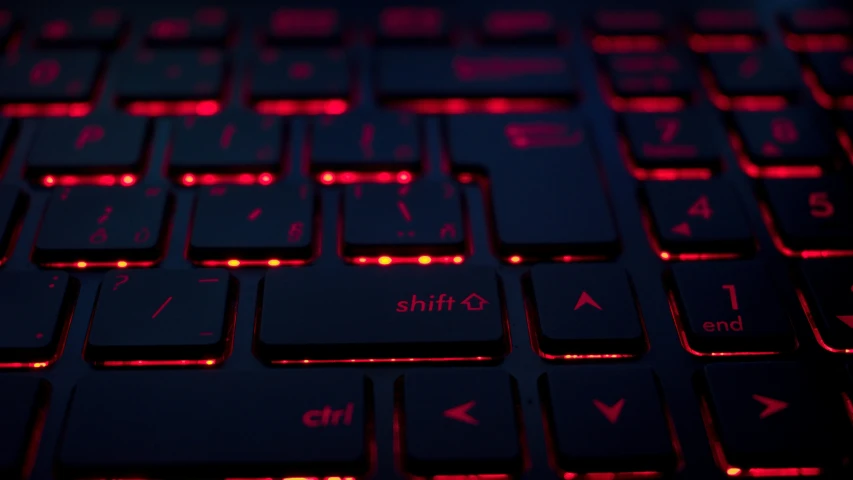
[762,177,853,252]
[621,110,723,170]
[733,108,838,168]
[669,261,796,354]
[33,187,170,267]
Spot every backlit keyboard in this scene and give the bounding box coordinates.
[2,1,853,479]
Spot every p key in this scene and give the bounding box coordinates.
[799,260,853,352]
[669,261,796,355]
[85,269,234,365]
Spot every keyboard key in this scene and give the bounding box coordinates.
[377,7,447,44]
[621,110,723,170]
[190,185,314,263]
[86,269,233,365]
[601,49,696,99]
[807,51,853,96]
[146,7,231,46]
[0,186,26,263]
[402,370,522,476]
[0,377,48,479]
[762,177,853,252]
[251,50,349,106]
[26,115,150,179]
[592,10,666,36]
[482,9,558,44]
[542,367,677,475]
[343,182,464,258]
[35,9,124,48]
[702,362,851,472]
[691,9,762,36]
[733,108,838,167]
[527,265,645,357]
[783,7,852,35]
[266,8,341,45]
[114,50,224,104]
[644,181,753,256]
[168,114,283,179]
[491,153,618,261]
[0,51,101,103]
[799,260,853,352]
[257,267,507,362]
[58,372,370,478]
[0,271,75,366]
[311,112,420,173]
[33,186,170,267]
[669,261,796,354]
[0,10,13,48]
[377,49,575,101]
[707,49,801,98]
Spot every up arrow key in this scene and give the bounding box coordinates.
[574,291,602,311]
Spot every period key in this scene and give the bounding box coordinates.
[256,267,507,362]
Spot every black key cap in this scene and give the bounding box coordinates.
[402,370,521,476]
[526,265,645,357]
[691,9,762,36]
[35,9,124,48]
[708,49,801,98]
[0,377,48,480]
[114,50,224,104]
[733,108,838,167]
[799,260,853,352]
[377,49,575,101]
[0,51,101,103]
[762,177,853,252]
[168,114,283,179]
[542,367,676,475]
[669,261,796,354]
[0,186,26,264]
[312,112,420,173]
[702,362,851,472]
[0,271,75,366]
[644,181,753,256]
[251,50,349,108]
[482,9,558,44]
[592,10,667,36]
[783,7,852,35]
[601,49,695,99]
[807,51,853,97]
[58,372,370,478]
[266,8,341,45]
[343,182,464,258]
[257,267,507,361]
[0,10,13,48]
[146,7,231,46]
[492,154,618,261]
[621,110,723,170]
[33,186,170,266]
[86,269,232,365]
[378,6,447,44]
[26,115,150,179]
[190,185,314,263]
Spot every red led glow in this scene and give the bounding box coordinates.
[179,172,276,186]
[598,73,685,113]
[272,355,491,365]
[699,395,821,477]
[504,254,609,265]
[317,171,414,185]
[784,34,850,52]
[591,35,663,53]
[618,137,714,181]
[424,476,511,480]
[795,288,853,354]
[0,360,51,369]
[40,173,137,188]
[227,477,356,480]
[689,34,759,52]
[350,255,464,266]
[124,100,221,116]
[700,69,787,111]
[96,359,218,367]
[1,102,91,117]
[667,290,784,357]
[727,132,822,179]
[757,200,853,259]
[387,98,568,115]
[563,473,661,480]
[0,300,73,370]
[39,259,157,269]
[838,128,853,165]
[639,205,745,262]
[801,67,853,110]
[197,258,309,268]
[254,99,348,116]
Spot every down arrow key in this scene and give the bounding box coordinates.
[799,260,853,351]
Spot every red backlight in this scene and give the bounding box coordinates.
[2,103,91,117]
[254,99,348,115]
[318,171,413,185]
[124,100,220,116]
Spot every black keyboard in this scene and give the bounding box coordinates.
[2,1,853,479]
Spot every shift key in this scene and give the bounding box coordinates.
[257,267,507,362]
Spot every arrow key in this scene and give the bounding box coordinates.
[541,366,677,476]
[799,259,853,351]
[400,369,522,476]
[701,362,851,473]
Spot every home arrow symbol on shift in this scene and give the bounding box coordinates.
[593,398,625,424]
[574,291,602,311]
[752,394,788,419]
[444,400,479,425]
[460,293,488,311]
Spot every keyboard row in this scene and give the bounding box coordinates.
[2,46,852,115]
[2,262,852,368]
[1,6,850,48]
[3,363,853,479]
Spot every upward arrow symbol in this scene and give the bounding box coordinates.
[574,291,602,311]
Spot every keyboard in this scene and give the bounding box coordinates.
[1,0,853,479]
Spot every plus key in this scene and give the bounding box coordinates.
[86,269,234,366]
[33,187,170,268]
[343,181,464,260]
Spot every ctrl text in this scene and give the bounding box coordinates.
[302,402,355,428]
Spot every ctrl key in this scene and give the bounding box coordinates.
[57,372,371,479]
